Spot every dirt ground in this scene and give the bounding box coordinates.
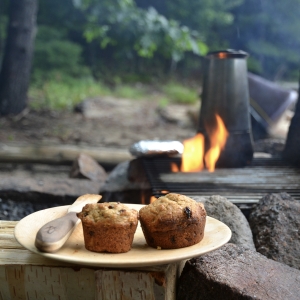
[0,95,290,166]
[0,96,198,151]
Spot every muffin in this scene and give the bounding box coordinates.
[77,202,138,253]
[139,193,206,249]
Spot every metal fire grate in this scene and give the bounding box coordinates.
[142,156,300,211]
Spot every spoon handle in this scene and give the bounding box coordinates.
[35,212,79,253]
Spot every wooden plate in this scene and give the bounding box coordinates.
[14,204,231,268]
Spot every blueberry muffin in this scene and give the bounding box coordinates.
[139,193,206,249]
[77,202,138,253]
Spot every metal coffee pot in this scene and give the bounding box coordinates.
[198,49,254,168]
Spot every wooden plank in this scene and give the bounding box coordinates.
[0,249,74,266]
[0,221,24,249]
[0,142,132,164]
[0,262,179,300]
[144,157,300,203]
[95,264,178,300]
[0,221,181,300]
[155,165,300,203]
[160,168,300,185]
[0,236,24,249]
[0,221,17,229]
[0,265,96,300]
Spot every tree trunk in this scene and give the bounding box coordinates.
[0,0,38,116]
[283,73,300,165]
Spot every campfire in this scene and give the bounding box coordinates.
[112,50,300,218]
[142,148,300,214]
[173,114,228,173]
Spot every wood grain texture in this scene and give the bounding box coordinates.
[1,265,96,300]
[95,265,177,300]
[0,220,182,299]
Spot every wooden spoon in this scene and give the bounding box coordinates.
[35,194,102,253]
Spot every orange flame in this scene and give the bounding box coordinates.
[179,114,228,172]
[218,52,227,59]
[140,193,146,204]
[181,133,205,172]
[171,162,180,172]
[161,190,169,194]
[150,196,157,203]
[204,114,229,172]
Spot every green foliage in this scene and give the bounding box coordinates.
[131,8,208,62]
[32,26,90,80]
[227,0,300,79]
[4,0,300,97]
[31,0,300,82]
[158,97,170,108]
[77,0,208,63]
[162,82,198,104]
[136,0,242,49]
[113,84,146,99]
[29,75,198,111]
[38,0,83,30]
[0,0,9,58]
[29,75,110,110]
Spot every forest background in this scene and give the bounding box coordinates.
[0,0,300,112]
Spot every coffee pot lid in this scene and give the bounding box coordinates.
[206,49,248,59]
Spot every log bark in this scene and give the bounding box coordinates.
[0,142,131,164]
[0,0,38,116]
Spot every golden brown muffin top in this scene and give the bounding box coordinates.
[77,202,138,226]
[139,193,206,231]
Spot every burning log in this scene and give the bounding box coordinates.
[180,115,228,172]
[99,158,152,204]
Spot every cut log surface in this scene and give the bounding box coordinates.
[177,243,300,300]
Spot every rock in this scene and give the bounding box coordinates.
[248,192,300,270]
[192,195,255,250]
[100,161,132,193]
[99,159,151,203]
[156,103,198,128]
[0,198,62,221]
[253,138,286,156]
[127,158,151,190]
[70,153,107,182]
[177,243,300,300]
